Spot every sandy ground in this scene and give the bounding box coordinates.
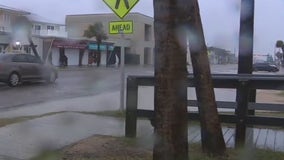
[61,135,152,160]
[256,90,284,104]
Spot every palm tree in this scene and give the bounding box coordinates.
[153,0,226,158]
[186,0,226,156]
[83,22,107,67]
[275,40,284,66]
[276,40,284,57]
[153,1,189,160]
[276,40,284,49]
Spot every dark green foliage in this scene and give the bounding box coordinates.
[83,22,107,43]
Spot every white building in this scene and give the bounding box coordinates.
[0,4,29,52]
[66,13,155,65]
[0,4,66,59]
[27,14,67,38]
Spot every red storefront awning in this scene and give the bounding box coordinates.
[52,39,87,49]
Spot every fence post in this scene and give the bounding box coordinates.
[235,80,249,147]
[125,76,138,137]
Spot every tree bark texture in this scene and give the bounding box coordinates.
[186,0,226,156]
[97,41,101,67]
[79,49,85,66]
[153,0,189,160]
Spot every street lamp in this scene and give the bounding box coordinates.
[15,41,21,50]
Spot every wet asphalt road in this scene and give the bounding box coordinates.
[0,66,131,110]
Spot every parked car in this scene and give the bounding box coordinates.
[0,53,58,87]
[253,62,279,72]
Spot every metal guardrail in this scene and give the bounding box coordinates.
[125,74,284,139]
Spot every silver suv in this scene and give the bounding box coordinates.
[0,53,58,87]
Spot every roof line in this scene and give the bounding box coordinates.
[0,4,30,15]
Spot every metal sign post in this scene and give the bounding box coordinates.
[119,28,125,111]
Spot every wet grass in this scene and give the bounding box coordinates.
[79,110,126,118]
[0,110,126,129]
[255,111,284,118]
[0,110,122,128]
[0,117,32,127]
[84,110,284,128]
[0,111,67,127]
[277,91,284,96]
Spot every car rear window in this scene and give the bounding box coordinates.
[12,54,28,63]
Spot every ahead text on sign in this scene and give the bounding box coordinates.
[109,21,133,34]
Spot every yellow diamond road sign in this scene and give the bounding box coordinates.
[103,0,139,19]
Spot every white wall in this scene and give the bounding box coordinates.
[101,52,106,65]
[82,50,88,65]
[65,49,79,66]
[51,48,60,66]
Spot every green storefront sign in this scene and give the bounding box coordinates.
[88,44,114,51]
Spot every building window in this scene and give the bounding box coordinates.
[34,25,41,31]
[34,25,41,34]
[144,47,151,65]
[3,14,10,22]
[144,24,151,41]
[24,46,32,54]
[47,25,55,30]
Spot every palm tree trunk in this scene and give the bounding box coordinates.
[28,36,40,58]
[153,1,188,160]
[187,0,226,156]
[79,49,84,66]
[97,43,101,67]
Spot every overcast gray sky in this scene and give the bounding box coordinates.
[1,0,284,55]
